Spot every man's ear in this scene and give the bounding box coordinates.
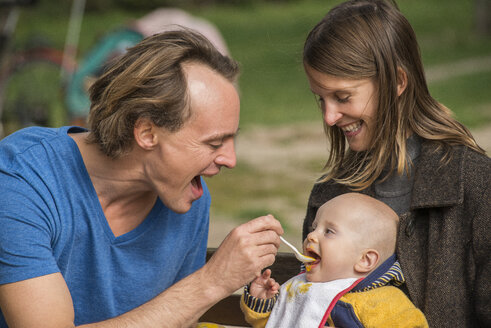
[134,117,158,151]
[354,249,380,274]
[397,67,408,97]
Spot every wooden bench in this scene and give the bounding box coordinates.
[199,248,301,327]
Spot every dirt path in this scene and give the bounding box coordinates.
[425,55,491,83]
[208,122,491,249]
[208,54,491,251]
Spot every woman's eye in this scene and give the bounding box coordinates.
[324,229,333,235]
[336,96,350,104]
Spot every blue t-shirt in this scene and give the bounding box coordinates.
[0,126,210,325]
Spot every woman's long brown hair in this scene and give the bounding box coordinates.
[303,0,484,190]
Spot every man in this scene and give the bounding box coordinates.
[0,29,283,327]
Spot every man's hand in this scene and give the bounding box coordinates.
[204,214,283,295]
[250,269,280,299]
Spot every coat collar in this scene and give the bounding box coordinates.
[351,254,405,292]
[410,141,465,209]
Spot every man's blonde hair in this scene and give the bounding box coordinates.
[87,28,239,158]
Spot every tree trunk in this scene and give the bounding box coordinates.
[475,0,491,36]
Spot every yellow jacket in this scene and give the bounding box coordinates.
[241,255,428,327]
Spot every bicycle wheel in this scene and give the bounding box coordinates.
[0,47,71,137]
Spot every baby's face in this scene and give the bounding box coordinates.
[303,200,362,282]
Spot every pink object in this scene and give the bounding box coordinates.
[132,8,230,56]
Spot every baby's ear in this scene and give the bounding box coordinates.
[354,249,379,274]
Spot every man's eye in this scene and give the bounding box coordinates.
[210,143,222,149]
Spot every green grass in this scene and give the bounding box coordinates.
[191,1,338,126]
[11,0,491,130]
[7,0,491,229]
[430,71,491,126]
[193,0,491,129]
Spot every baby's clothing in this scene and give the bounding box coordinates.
[241,254,428,328]
[266,275,359,327]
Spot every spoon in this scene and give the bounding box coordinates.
[280,236,315,263]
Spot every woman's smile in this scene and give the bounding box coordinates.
[339,121,363,137]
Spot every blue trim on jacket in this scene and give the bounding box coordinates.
[330,254,405,327]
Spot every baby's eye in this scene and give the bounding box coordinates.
[324,229,334,236]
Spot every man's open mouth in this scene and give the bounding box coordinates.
[190,175,203,198]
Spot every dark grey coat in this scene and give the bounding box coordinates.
[302,141,490,327]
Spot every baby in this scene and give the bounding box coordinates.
[241,193,428,327]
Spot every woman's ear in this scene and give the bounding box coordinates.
[134,118,158,151]
[397,67,408,97]
[354,249,380,274]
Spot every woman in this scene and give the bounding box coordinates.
[301,0,490,327]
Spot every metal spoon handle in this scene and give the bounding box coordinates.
[280,236,315,263]
[280,236,299,254]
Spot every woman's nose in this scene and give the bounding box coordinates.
[323,105,343,126]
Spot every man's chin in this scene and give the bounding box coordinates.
[162,198,193,214]
[171,203,192,214]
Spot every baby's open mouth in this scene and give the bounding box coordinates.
[305,248,321,265]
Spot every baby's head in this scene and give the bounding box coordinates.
[303,193,398,282]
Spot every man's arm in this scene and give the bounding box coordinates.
[0,272,75,327]
[0,215,283,328]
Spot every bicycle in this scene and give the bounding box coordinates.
[0,0,78,138]
[0,4,232,138]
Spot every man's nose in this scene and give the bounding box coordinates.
[215,139,236,169]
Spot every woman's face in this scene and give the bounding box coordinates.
[305,65,378,152]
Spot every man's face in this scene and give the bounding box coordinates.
[148,62,240,213]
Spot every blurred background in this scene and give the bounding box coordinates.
[0,0,489,250]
